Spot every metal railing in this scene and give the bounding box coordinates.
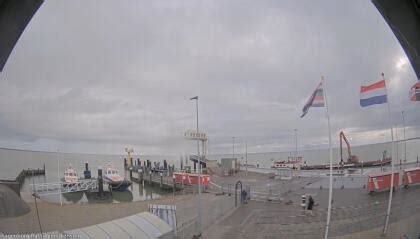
[30,179,98,196]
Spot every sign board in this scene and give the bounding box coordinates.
[148,204,177,235]
[184,130,207,140]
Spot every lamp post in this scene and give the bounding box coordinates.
[245,141,248,177]
[232,137,236,175]
[294,129,298,160]
[402,111,406,165]
[190,96,202,237]
[57,148,62,206]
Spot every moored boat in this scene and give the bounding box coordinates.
[61,166,80,187]
[271,156,302,169]
[103,163,132,191]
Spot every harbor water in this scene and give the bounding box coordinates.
[0,139,419,204]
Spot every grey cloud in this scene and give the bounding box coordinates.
[0,0,418,155]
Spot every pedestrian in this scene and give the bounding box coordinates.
[307,195,314,215]
[243,190,248,204]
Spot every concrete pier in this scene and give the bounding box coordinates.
[0,167,45,196]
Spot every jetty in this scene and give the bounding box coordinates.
[127,166,179,191]
[0,165,45,197]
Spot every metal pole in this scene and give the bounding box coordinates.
[395,125,399,167]
[361,160,363,175]
[245,142,248,177]
[402,111,406,164]
[322,76,333,239]
[294,129,298,159]
[232,137,235,175]
[383,73,395,235]
[57,149,62,206]
[191,96,202,237]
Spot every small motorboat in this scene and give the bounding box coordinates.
[62,166,80,187]
[103,163,132,191]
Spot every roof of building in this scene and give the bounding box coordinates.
[64,211,175,239]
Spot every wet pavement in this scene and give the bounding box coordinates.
[206,169,420,238]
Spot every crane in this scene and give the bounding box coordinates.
[339,131,359,165]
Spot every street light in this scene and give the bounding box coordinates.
[294,129,298,160]
[402,111,406,164]
[245,141,248,177]
[232,137,236,175]
[57,148,62,206]
[189,96,202,237]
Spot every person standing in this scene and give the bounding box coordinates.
[307,195,314,215]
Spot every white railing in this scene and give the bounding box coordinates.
[30,179,98,196]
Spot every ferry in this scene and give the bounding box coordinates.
[62,166,80,187]
[103,163,132,191]
[271,156,302,169]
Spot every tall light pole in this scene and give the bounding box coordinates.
[190,96,202,237]
[232,137,236,174]
[57,148,62,206]
[294,129,298,159]
[245,141,248,177]
[402,111,406,164]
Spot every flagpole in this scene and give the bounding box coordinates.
[322,76,334,239]
[383,73,395,235]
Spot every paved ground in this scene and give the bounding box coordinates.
[205,170,420,238]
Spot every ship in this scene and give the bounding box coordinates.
[301,131,392,170]
[103,163,132,191]
[61,166,80,187]
[271,156,303,169]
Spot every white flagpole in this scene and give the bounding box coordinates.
[322,76,334,239]
[383,72,395,235]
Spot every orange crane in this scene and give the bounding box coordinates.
[339,131,359,165]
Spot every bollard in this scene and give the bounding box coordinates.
[173,176,176,200]
[181,174,185,193]
[160,172,163,188]
[98,169,104,197]
[139,169,143,184]
[149,172,152,185]
[84,162,91,179]
[301,195,307,211]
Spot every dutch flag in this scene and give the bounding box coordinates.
[360,79,387,107]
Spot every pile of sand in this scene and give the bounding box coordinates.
[0,184,30,217]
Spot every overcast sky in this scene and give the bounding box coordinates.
[0,0,419,155]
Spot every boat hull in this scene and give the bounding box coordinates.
[301,158,392,170]
[106,180,132,191]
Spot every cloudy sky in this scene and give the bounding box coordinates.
[0,0,419,155]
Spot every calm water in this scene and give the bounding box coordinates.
[0,139,419,203]
[0,150,172,203]
[209,138,420,168]
[1,139,419,179]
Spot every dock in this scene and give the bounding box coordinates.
[128,169,178,191]
[0,166,46,197]
[126,165,181,191]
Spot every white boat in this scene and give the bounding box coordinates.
[103,163,132,191]
[62,166,79,187]
[271,156,302,169]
